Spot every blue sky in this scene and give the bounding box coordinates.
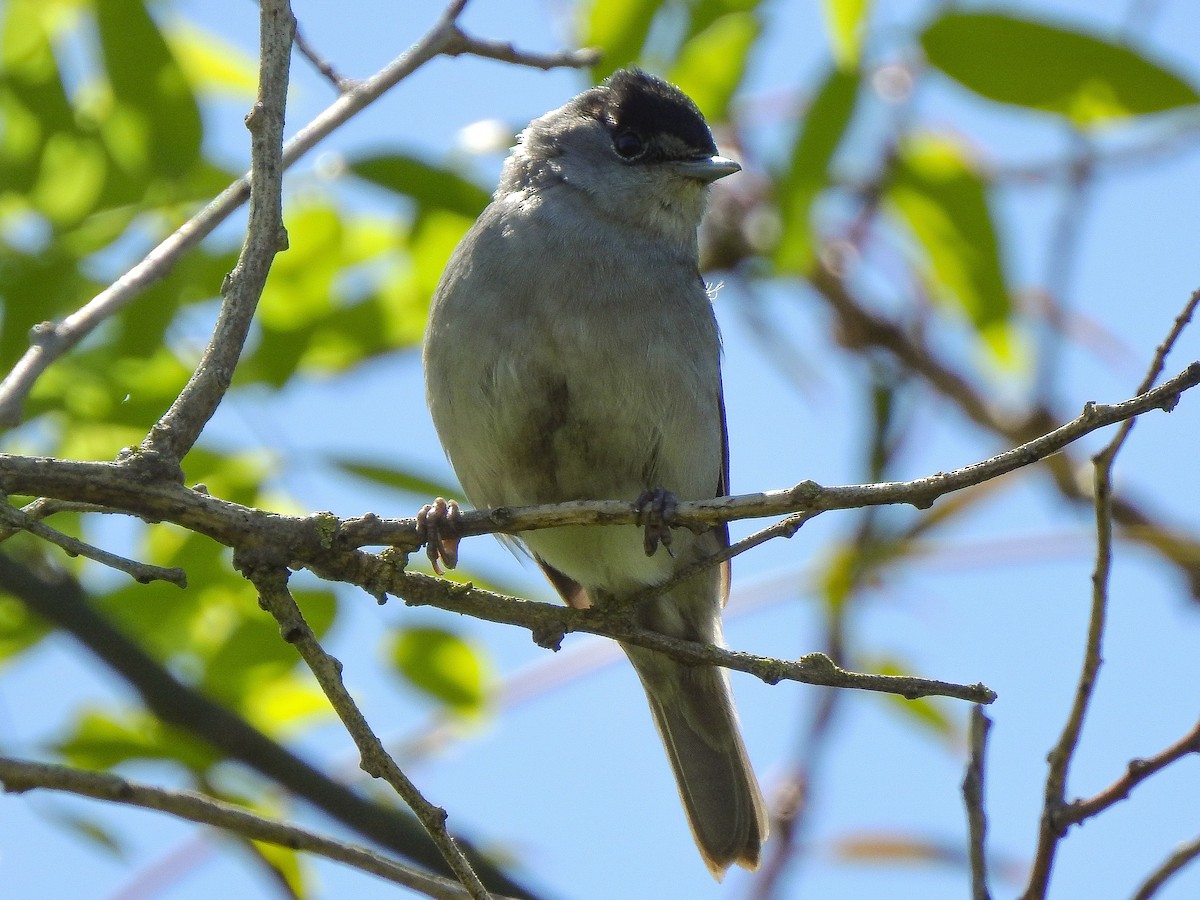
[3,1,1200,899]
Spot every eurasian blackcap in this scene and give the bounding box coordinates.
[423,68,766,877]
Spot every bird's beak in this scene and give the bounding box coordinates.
[672,155,742,184]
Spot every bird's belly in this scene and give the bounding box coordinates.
[456,355,717,592]
[525,522,676,592]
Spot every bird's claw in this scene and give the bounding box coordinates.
[635,487,677,557]
[417,497,462,575]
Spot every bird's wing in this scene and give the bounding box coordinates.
[716,381,732,605]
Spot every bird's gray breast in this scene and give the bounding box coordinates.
[425,195,722,515]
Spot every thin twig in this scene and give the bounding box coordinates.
[1019,449,1114,900]
[963,706,993,900]
[1059,719,1200,826]
[443,29,601,69]
[1019,290,1200,900]
[0,0,594,427]
[138,0,294,465]
[293,18,350,90]
[382,568,995,704]
[1132,834,1200,900]
[242,563,491,899]
[0,757,506,900]
[0,501,185,586]
[811,258,1200,596]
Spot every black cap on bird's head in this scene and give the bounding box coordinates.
[583,69,718,157]
[499,67,740,238]
[572,68,740,183]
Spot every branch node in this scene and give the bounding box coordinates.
[29,321,59,348]
[310,511,342,550]
[789,479,823,507]
[1127,756,1150,776]
[531,625,565,651]
[489,506,514,528]
[244,100,267,130]
[797,652,837,680]
[116,445,185,485]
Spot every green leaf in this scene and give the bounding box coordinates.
[243,201,421,383]
[410,208,475,303]
[94,0,203,175]
[774,66,860,273]
[31,134,107,226]
[821,0,872,67]
[0,0,78,192]
[165,21,257,98]
[669,12,760,121]
[389,626,492,717]
[347,153,491,221]
[867,657,956,739]
[114,246,234,359]
[0,246,96,368]
[332,457,461,501]
[57,709,220,772]
[683,0,763,43]
[885,135,1015,356]
[199,589,337,709]
[27,346,193,430]
[250,841,308,897]
[40,809,128,857]
[241,676,332,738]
[0,592,51,662]
[579,0,664,79]
[922,11,1200,126]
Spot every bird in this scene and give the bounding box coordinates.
[422,68,767,877]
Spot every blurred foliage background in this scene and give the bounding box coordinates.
[2,0,1199,898]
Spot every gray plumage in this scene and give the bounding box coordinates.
[423,69,767,877]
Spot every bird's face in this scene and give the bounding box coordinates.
[499,69,740,249]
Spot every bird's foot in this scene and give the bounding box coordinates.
[416,497,462,575]
[635,487,677,557]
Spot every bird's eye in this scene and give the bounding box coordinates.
[613,130,645,159]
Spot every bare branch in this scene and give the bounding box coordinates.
[0,500,185,586]
[963,706,993,900]
[294,18,351,90]
[1132,834,1200,900]
[1060,719,1200,826]
[443,29,601,69]
[138,0,294,465]
[242,563,491,899]
[384,569,995,704]
[0,756,508,900]
[1102,287,1200,461]
[1020,291,1199,900]
[812,260,1200,594]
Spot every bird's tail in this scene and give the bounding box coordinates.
[623,643,769,879]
